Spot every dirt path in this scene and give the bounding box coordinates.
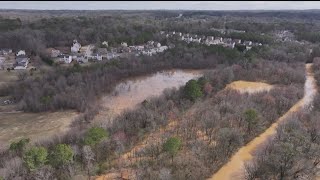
[209,64,317,180]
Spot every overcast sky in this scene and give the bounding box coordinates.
[0,1,318,10]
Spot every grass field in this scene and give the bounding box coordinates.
[0,111,79,147]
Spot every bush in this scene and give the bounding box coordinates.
[9,138,30,155]
[84,127,108,146]
[184,79,203,101]
[49,144,74,168]
[163,137,182,162]
[23,146,48,171]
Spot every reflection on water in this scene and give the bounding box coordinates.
[94,69,203,122]
[210,64,317,180]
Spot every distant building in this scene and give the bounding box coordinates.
[51,49,61,58]
[243,41,253,46]
[57,54,72,64]
[121,42,128,47]
[71,40,81,53]
[0,48,12,55]
[16,50,26,56]
[156,46,168,53]
[14,55,29,69]
[232,39,242,44]
[102,41,109,47]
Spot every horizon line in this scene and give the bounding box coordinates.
[0,8,320,11]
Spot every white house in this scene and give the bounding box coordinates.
[121,42,128,47]
[157,46,168,53]
[14,56,29,69]
[16,50,26,56]
[156,43,161,48]
[57,54,72,64]
[71,40,81,53]
[102,41,109,47]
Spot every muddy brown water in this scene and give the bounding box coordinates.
[93,69,203,123]
[209,64,317,180]
[0,69,203,146]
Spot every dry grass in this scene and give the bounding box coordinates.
[0,111,79,147]
[225,80,274,94]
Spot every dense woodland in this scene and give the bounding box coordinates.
[0,10,320,179]
[244,59,320,180]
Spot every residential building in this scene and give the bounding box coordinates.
[0,49,12,55]
[14,55,29,69]
[71,40,81,53]
[51,49,61,58]
[121,42,128,47]
[16,50,26,56]
[57,54,72,64]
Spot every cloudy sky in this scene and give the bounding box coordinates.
[0,1,318,10]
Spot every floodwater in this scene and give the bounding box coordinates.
[0,69,203,147]
[209,64,317,180]
[226,80,273,94]
[93,69,203,123]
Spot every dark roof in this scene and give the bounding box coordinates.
[16,56,28,62]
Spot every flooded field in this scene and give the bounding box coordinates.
[0,69,203,147]
[93,69,203,123]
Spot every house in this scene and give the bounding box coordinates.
[222,38,232,44]
[51,49,61,58]
[106,53,120,60]
[121,42,128,47]
[74,55,85,63]
[232,39,242,44]
[193,37,201,43]
[57,54,72,64]
[215,37,223,42]
[0,48,12,55]
[14,55,29,69]
[120,46,131,53]
[16,50,26,56]
[157,46,168,53]
[71,40,81,53]
[155,42,161,48]
[210,40,219,45]
[160,31,165,35]
[223,42,236,49]
[135,45,145,51]
[207,36,215,41]
[205,36,215,44]
[243,41,253,46]
[178,32,182,36]
[102,41,108,47]
[147,41,155,46]
[97,48,108,54]
[142,50,152,56]
[0,56,4,70]
[96,54,103,61]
